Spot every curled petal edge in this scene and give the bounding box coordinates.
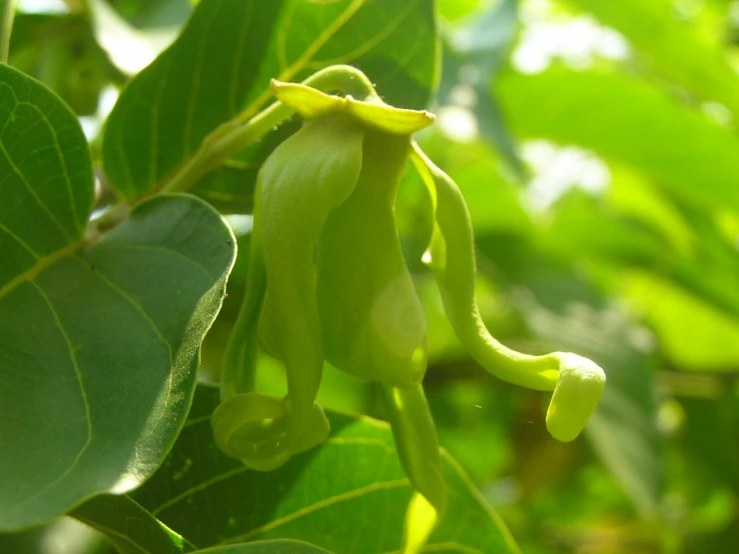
[270,80,435,136]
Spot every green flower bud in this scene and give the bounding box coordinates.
[215,77,436,474]
[214,67,606,530]
[545,353,606,442]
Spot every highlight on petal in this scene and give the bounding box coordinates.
[545,353,607,442]
[346,99,435,135]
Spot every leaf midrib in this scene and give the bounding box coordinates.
[0,240,84,300]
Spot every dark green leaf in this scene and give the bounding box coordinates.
[0,65,236,530]
[116,386,520,553]
[102,0,438,207]
[197,541,336,554]
[72,495,196,554]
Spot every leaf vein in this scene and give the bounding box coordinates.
[0,220,40,259]
[152,465,249,516]
[0,139,75,244]
[92,242,216,281]
[220,478,410,544]
[0,241,82,300]
[228,1,254,115]
[77,256,174,366]
[183,0,223,158]
[20,281,93,505]
[305,0,417,69]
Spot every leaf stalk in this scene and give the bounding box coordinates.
[160,65,377,195]
[0,0,16,64]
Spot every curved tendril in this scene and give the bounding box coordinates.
[410,142,605,442]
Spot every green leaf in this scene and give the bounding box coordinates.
[72,495,196,554]
[102,0,438,208]
[0,518,107,554]
[564,0,739,117]
[198,541,336,554]
[75,490,336,554]
[497,69,739,212]
[623,272,739,370]
[542,192,739,367]
[111,386,520,553]
[0,65,236,531]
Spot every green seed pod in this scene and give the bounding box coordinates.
[259,111,365,450]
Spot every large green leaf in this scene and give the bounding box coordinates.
[497,69,739,212]
[72,494,196,554]
[95,386,520,553]
[102,0,438,208]
[198,541,336,554]
[74,489,336,554]
[564,0,739,117]
[0,65,236,530]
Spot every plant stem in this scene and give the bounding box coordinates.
[160,64,378,194]
[0,0,16,64]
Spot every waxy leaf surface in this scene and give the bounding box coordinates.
[0,65,236,530]
[103,0,438,210]
[87,386,522,553]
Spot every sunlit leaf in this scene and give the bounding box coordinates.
[106,386,522,553]
[565,0,739,117]
[497,69,739,212]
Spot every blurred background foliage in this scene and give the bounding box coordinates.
[5,0,739,552]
